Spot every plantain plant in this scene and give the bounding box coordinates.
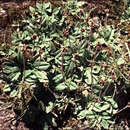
[1,0,129,129]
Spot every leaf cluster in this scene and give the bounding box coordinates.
[0,0,129,129]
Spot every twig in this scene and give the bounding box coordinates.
[125,42,130,59]
[114,102,130,115]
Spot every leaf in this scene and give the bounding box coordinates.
[117,58,125,65]
[93,102,102,112]
[46,8,52,13]
[36,3,42,10]
[69,35,76,43]
[64,40,70,46]
[53,7,60,15]
[39,100,45,111]
[24,70,32,78]
[4,66,19,73]
[34,61,50,70]
[29,74,38,80]
[29,7,35,13]
[66,61,74,76]
[84,67,92,85]
[103,96,118,109]
[10,89,18,97]
[101,103,110,111]
[53,74,63,83]
[33,70,48,82]
[77,1,85,7]
[100,26,112,41]
[43,121,49,130]
[27,26,35,34]
[46,102,54,113]
[85,67,99,85]
[77,109,87,119]
[55,83,67,91]
[102,112,111,119]
[17,86,22,99]
[25,78,35,84]
[93,102,110,113]
[3,84,11,92]
[51,117,57,127]
[101,119,109,129]
[8,72,18,80]
[69,81,78,91]
[3,61,15,66]
[11,72,21,81]
[86,110,95,119]
[44,2,51,9]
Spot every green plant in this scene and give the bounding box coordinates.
[1,0,130,129]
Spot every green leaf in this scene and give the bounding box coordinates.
[66,61,74,75]
[12,72,21,81]
[4,66,19,73]
[117,58,125,65]
[101,103,110,111]
[102,112,111,119]
[85,67,92,85]
[46,8,52,13]
[93,102,110,112]
[69,35,76,43]
[64,40,70,46]
[101,119,109,129]
[39,100,45,111]
[10,89,18,97]
[44,2,51,9]
[77,109,87,119]
[103,96,118,109]
[3,84,11,92]
[93,104,102,112]
[77,1,85,6]
[53,74,63,83]
[53,7,60,15]
[69,81,78,91]
[24,70,32,78]
[29,74,37,80]
[43,121,49,130]
[29,7,35,13]
[8,72,18,80]
[55,83,67,91]
[46,102,54,113]
[34,61,50,70]
[51,117,57,127]
[3,61,15,66]
[36,3,42,10]
[85,67,99,85]
[25,78,35,84]
[33,70,48,82]
[86,110,95,119]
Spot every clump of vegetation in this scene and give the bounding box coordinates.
[0,0,129,129]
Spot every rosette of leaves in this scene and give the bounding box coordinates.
[5,0,87,99]
[2,46,49,98]
[77,96,118,129]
